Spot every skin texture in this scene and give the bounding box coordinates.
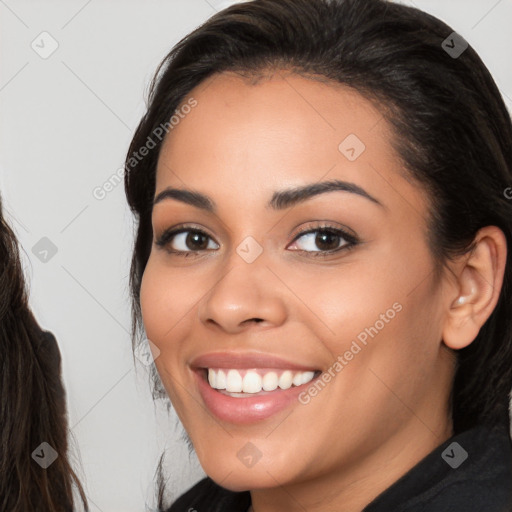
[139,71,507,512]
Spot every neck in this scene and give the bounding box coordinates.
[249,416,453,512]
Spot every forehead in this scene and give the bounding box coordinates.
[155,70,427,216]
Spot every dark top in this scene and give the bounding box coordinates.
[168,423,512,511]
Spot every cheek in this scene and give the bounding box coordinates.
[139,259,188,346]
[290,242,440,379]
[139,257,210,388]
[139,260,191,407]
[139,262,164,342]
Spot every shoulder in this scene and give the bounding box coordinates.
[414,425,512,512]
[365,424,512,512]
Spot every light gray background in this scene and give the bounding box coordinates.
[1,1,511,510]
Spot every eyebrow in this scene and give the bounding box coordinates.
[153,179,384,212]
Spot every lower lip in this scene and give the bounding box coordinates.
[194,369,317,424]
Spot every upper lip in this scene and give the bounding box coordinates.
[190,351,319,371]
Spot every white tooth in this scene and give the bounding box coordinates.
[262,371,279,391]
[226,369,243,392]
[292,372,303,386]
[278,370,293,390]
[243,371,262,393]
[208,368,217,388]
[301,371,315,385]
[216,369,227,390]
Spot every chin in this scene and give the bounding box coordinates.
[200,457,292,492]
[208,471,279,493]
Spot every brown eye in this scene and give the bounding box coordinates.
[287,226,358,256]
[315,231,342,251]
[184,231,210,250]
[156,228,220,254]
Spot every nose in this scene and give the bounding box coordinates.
[198,253,287,334]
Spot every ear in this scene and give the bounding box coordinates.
[442,226,507,350]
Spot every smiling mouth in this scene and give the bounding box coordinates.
[202,368,322,396]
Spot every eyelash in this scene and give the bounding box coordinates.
[155,223,359,258]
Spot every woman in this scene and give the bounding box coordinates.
[124,0,512,510]
[0,196,88,511]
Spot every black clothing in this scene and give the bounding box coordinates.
[363,423,512,511]
[168,423,512,511]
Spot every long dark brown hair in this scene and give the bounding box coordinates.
[0,196,89,510]
[124,0,512,508]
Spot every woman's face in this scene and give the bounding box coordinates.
[140,71,456,493]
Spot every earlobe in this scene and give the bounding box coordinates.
[442,226,507,351]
